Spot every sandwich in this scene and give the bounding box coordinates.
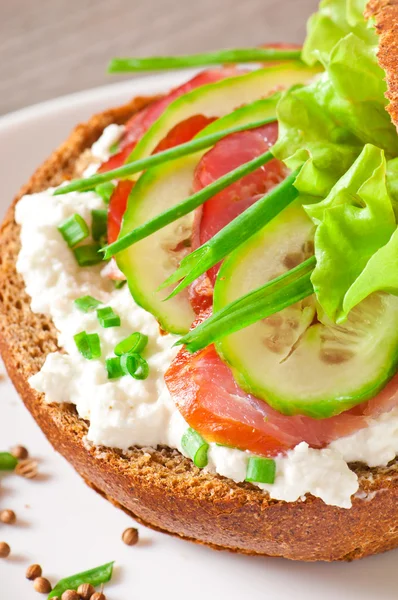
[1,0,398,561]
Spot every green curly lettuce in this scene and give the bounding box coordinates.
[271,0,398,323]
[307,145,397,321]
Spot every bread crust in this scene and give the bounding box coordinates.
[1,42,398,563]
[366,0,398,128]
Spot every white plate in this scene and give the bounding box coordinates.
[0,77,397,600]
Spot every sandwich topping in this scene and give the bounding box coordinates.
[15,0,398,509]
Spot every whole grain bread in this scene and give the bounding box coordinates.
[1,9,398,561]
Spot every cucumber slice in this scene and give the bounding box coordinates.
[214,203,398,418]
[117,96,280,334]
[128,62,319,163]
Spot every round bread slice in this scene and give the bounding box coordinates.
[1,16,398,562]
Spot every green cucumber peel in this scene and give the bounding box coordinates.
[108,48,302,72]
[104,148,274,259]
[162,168,301,299]
[48,561,114,598]
[54,117,276,198]
[177,256,315,353]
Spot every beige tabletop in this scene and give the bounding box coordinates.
[0,0,318,116]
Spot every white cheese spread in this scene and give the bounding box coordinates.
[14,126,398,509]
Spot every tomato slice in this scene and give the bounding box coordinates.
[99,68,242,172]
[191,123,287,287]
[107,180,134,245]
[165,320,398,456]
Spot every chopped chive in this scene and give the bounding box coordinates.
[121,353,149,380]
[103,149,274,259]
[246,456,276,484]
[74,295,102,313]
[106,356,124,379]
[74,331,101,360]
[73,244,103,267]
[48,561,114,599]
[95,182,115,205]
[58,214,89,247]
[181,428,209,468]
[161,168,300,298]
[114,279,127,289]
[53,118,276,197]
[114,332,148,356]
[91,209,108,241]
[97,307,121,328]
[108,48,302,73]
[0,452,18,471]
[109,141,120,155]
[177,257,315,353]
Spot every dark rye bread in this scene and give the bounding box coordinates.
[1,24,398,562]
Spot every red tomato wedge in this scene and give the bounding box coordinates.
[165,326,398,457]
[191,123,287,285]
[99,68,242,172]
[107,180,134,245]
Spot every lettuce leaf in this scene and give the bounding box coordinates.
[307,145,396,321]
[271,0,398,323]
[274,33,397,204]
[302,0,377,65]
[342,228,398,314]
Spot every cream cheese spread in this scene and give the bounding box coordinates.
[14,126,398,509]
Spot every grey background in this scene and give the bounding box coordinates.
[0,0,318,115]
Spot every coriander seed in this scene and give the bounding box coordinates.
[0,542,10,558]
[10,445,28,460]
[77,583,96,599]
[61,590,80,600]
[15,458,38,479]
[33,576,52,594]
[91,593,106,600]
[26,564,42,580]
[122,526,139,546]
[0,509,16,524]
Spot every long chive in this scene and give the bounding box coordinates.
[0,452,18,471]
[108,48,302,72]
[48,561,114,599]
[53,118,276,197]
[177,257,315,353]
[161,168,300,299]
[103,149,275,259]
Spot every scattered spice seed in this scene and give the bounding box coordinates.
[77,583,96,599]
[33,577,52,594]
[0,509,16,524]
[122,527,139,546]
[61,591,80,600]
[15,458,38,479]
[91,593,106,600]
[10,445,29,460]
[0,542,10,558]
[26,564,43,580]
